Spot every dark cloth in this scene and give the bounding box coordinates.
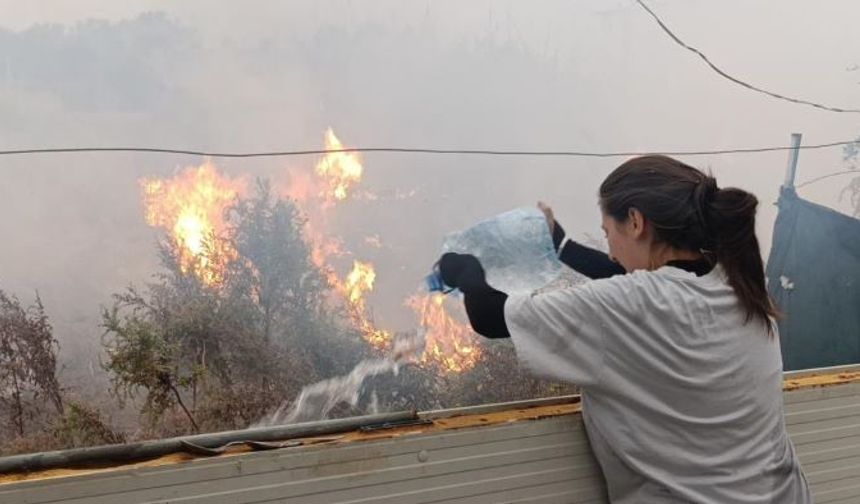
[463,287,510,339]
[766,187,860,371]
[560,240,627,278]
[553,221,626,279]
[437,252,511,339]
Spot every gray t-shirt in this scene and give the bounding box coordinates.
[505,265,812,503]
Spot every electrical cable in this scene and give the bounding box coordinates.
[635,0,860,114]
[0,139,856,159]
[796,170,859,189]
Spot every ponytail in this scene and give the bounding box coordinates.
[706,186,778,328]
[599,155,777,332]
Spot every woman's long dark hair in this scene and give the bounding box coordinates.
[598,155,777,329]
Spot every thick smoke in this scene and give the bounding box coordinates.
[0,0,857,379]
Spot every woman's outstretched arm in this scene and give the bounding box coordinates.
[551,219,626,279]
[438,253,510,339]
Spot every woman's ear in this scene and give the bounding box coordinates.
[628,207,647,239]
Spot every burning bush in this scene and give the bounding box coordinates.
[102,180,368,434]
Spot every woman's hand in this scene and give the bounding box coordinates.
[437,253,488,293]
[538,201,555,235]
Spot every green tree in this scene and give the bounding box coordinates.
[226,180,326,343]
[101,289,203,431]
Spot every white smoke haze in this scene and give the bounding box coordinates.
[0,0,857,422]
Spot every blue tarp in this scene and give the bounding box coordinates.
[766,187,860,371]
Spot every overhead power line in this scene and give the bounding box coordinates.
[796,170,859,189]
[0,140,856,159]
[635,0,860,114]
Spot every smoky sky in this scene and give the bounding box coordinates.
[0,0,857,361]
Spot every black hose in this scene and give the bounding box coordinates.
[0,410,416,474]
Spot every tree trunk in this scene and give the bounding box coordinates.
[51,389,64,416]
[170,384,199,433]
[11,372,23,437]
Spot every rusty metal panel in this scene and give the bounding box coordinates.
[0,416,606,504]
[2,367,860,504]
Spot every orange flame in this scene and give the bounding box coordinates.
[140,162,245,285]
[316,128,363,204]
[407,293,481,373]
[342,262,392,348]
[294,128,481,368]
[287,130,392,349]
[344,260,375,306]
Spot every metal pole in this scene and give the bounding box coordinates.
[783,133,802,189]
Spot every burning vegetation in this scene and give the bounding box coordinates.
[137,129,480,373]
[140,162,245,286]
[408,294,481,373]
[0,129,573,454]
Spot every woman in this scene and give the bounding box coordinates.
[438,155,812,503]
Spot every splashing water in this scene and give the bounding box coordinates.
[255,331,425,426]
